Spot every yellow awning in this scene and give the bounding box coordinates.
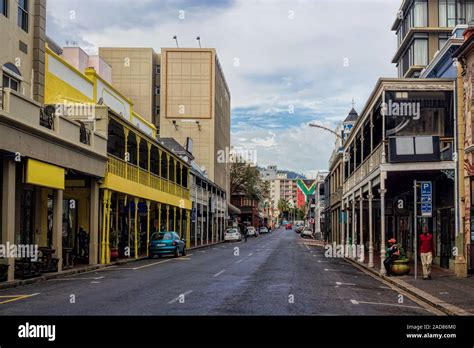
[26,159,65,190]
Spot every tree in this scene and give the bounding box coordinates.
[230,162,269,201]
[277,199,289,213]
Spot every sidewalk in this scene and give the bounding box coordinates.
[346,252,474,315]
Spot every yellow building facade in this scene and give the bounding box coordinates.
[45,45,192,265]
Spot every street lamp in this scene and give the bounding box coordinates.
[173,35,179,48]
[196,36,201,48]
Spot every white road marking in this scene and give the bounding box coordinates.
[168,290,193,304]
[235,259,243,264]
[213,270,226,277]
[200,251,206,253]
[324,269,341,272]
[379,286,392,290]
[90,281,101,284]
[132,259,171,270]
[336,282,356,286]
[350,299,422,309]
[248,253,253,256]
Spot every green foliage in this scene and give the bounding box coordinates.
[230,162,269,201]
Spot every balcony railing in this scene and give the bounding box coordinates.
[107,155,190,200]
[0,88,107,157]
[344,143,383,194]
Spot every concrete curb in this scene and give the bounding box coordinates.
[0,256,148,291]
[0,241,226,291]
[343,257,471,316]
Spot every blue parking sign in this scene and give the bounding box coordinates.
[420,181,432,217]
[421,182,432,196]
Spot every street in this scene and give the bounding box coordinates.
[0,228,435,316]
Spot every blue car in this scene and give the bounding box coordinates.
[149,231,186,258]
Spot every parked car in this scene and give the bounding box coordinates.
[149,231,186,258]
[247,226,258,237]
[296,225,304,233]
[285,223,293,230]
[225,228,242,242]
[259,227,269,234]
[300,228,314,239]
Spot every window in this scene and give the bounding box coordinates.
[413,39,428,66]
[1,0,7,17]
[467,0,474,23]
[155,65,161,74]
[2,73,20,91]
[155,86,160,95]
[439,34,449,49]
[439,0,474,26]
[17,0,28,32]
[413,0,428,27]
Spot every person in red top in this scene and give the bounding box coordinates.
[419,226,434,280]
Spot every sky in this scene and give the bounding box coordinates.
[46,0,401,178]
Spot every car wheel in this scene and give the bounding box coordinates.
[174,247,180,258]
[182,247,187,256]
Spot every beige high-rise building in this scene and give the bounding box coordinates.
[0,0,46,103]
[99,47,160,125]
[159,48,231,195]
[99,47,231,197]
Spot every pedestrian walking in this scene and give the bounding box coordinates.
[419,226,433,280]
[383,238,400,276]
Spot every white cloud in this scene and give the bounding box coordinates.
[46,0,401,172]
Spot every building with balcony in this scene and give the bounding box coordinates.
[324,124,346,244]
[1,0,109,282]
[44,43,192,265]
[392,0,474,78]
[159,137,227,248]
[342,78,456,273]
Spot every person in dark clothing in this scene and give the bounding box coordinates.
[383,238,399,276]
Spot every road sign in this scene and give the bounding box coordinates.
[420,181,432,217]
[309,218,315,224]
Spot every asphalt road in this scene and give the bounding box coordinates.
[0,227,435,315]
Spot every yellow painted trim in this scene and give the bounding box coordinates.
[46,45,94,83]
[85,68,135,106]
[103,173,192,210]
[101,190,108,265]
[132,111,157,135]
[106,191,112,264]
[146,200,151,257]
[134,197,139,259]
[26,159,65,190]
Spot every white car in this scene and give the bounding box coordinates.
[259,227,269,234]
[301,228,314,239]
[225,228,242,242]
[246,226,258,237]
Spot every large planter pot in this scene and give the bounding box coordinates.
[391,258,410,276]
[110,248,119,261]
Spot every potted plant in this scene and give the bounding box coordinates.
[391,245,410,276]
